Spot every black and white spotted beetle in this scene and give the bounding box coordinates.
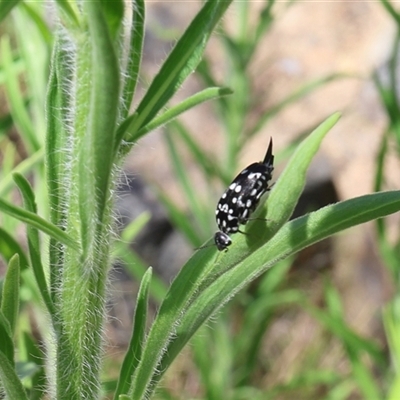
[214,138,274,251]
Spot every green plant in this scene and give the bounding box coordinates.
[0,2,399,400]
[373,2,400,399]
[0,1,234,398]
[154,3,387,398]
[160,0,345,249]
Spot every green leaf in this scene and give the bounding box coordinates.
[135,87,233,139]
[0,111,14,137]
[248,75,346,138]
[374,72,400,139]
[0,308,15,365]
[46,40,68,229]
[164,131,209,238]
[15,361,40,380]
[250,112,341,246]
[21,3,53,45]
[0,196,80,251]
[79,1,120,255]
[323,279,343,318]
[13,173,55,318]
[172,119,230,183]
[121,0,144,118]
[0,35,40,152]
[124,0,233,145]
[192,320,232,399]
[0,227,29,271]
[114,268,152,399]
[345,344,382,400]
[253,0,275,50]
[0,350,28,400]
[21,332,46,400]
[1,254,20,335]
[383,298,400,400]
[130,113,340,398]
[45,39,72,300]
[120,212,151,242]
[99,0,124,41]
[269,368,342,396]
[305,304,384,365]
[0,149,44,197]
[0,0,21,22]
[113,244,167,304]
[53,0,80,29]
[160,190,400,380]
[381,0,400,28]
[157,190,203,248]
[112,212,168,302]
[13,5,49,142]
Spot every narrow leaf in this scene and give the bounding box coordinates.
[13,173,55,318]
[0,228,30,271]
[157,190,203,247]
[0,149,44,197]
[160,191,400,376]
[45,38,72,302]
[383,300,400,400]
[173,119,230,183]
[0,0,21,22]
[0,310,14,365]
[381,0,400,28]
[1,254,20,335]
[248,75,346,138]
[99,0,124,41]
[0,197,80,251]
[46,40,69,228]
[164,131,209,238]
[21,4,53,45]
[21,332,46,400]
[114,268,152,399]
[130,114,340,398]
[305,304,384,365]
[79,1,120,255]
[124,0,233,145]
[0,35,40,151]
[121,0,145,118]
[113,243,167,303]
[135,87,232,139]
[251,112,342,244]
[53,0,79,28]
[120,212,151,242]
[0,350,28,400]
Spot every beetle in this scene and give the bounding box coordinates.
[214,138,274,251]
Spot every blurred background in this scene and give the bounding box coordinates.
[1,1,400,399]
